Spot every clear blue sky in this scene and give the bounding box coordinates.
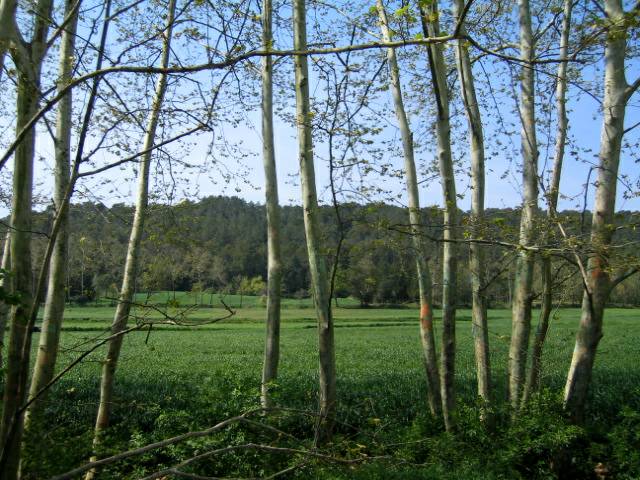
[9,0,640,215]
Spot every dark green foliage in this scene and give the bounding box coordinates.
[25,198,640,308]
[608,407,640,478]
[0,269,20,305]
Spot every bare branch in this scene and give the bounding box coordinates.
[48,411,264,480]
[77,125,207,178]
[610,267,639,290]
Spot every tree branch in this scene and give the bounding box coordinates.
[610,267,639,290]
[0,30,578,173]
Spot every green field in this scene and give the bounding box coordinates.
[22,304,640,479]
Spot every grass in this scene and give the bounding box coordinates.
[20,302,640,479]
[81,291,364,309]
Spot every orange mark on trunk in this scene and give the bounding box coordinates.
[591,257,607,281]
[420,303,432,330]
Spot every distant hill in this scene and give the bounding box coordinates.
[21,196,640,307]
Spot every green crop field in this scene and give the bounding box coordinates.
[22,304,640,479]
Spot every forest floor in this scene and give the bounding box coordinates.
[21,304,640,479]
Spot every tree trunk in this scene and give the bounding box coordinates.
[420,0,458,431]
[452,0,491,407]
[0,73,37,480]
[292,0,336,441]
[25,0,78,431]
[86,1,176,475]
[0,232,11,370]
[260,0,282,410]
[376,0,441,417]
[0,0,17,83]
[524,0,572,402]
[508,0,539,412]
[563,0,628,422]
[0,1,53,475]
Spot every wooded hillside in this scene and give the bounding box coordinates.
[27,197,640,307]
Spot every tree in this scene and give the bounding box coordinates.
[25,0,79,432]
[508,0,539,412]
[525,0,572,400]
[292,0,336,440]
[86,0,178,474]
[376,0,442,417]
[0,0,54,477]
[451,0,491,407]
[563,0,640,421]
[420,0,459,431]
[0,232,11,369]
[260,0,283,410]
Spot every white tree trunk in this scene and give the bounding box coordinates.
[0,232,11,370]
[0,75,37,480]
[508,0,539,411]
[260,0,283,410]
[420,0,458,431]
[25,0,79,429]
[563,0,628,422]
[86,1,177,474]
[452,0,491,407]
[525,0,572,400]
[376,0,441,417]
[292,0,336,440]
[0,1,53,476]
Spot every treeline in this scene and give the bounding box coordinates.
[26,196,640,308]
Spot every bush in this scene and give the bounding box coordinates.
[70,294,92,306]
[609,407,640,478]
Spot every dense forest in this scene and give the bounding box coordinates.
[32,197,640,308]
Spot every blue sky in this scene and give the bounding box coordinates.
[6,0,640,215]
[39,59,640,215]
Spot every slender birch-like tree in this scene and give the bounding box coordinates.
[0,233,11,369]
[260,0,283,409]
[292,0,336,439]
[508,0,539,411]
[419,0,458,431]
[376,0,441,417]
[452,0,491,406]
[86,0,177,474]
[525,0,572,400]
[25,0,79,430]
[0,1,54,477]
[564,0,640,421]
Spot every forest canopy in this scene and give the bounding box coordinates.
[31,197,640,308]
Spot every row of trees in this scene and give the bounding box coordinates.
[22,198,640,308]
[0,0,638,477]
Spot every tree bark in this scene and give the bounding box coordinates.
[0,1,53,476]
[563,0,628,422]
[525,0,572,401]
[292,0,336,441]
[0,0,18,83]
[86,1,177,475]
[0,232,11,370]
[452,0,491,407]
[420,0,458,431]
[0,73,37,480]
[25,0,79,430]
[376,0,441,417]
[260,0,282,410]
[508,0,539,412]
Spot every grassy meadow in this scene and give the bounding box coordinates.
[21,298,640,479]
